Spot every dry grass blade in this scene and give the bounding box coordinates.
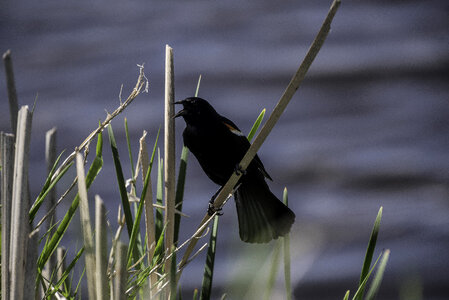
[1,132,14,300]
[76,152,96,300]
[138,130,158,294]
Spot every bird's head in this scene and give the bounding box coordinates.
[174,97,218,125]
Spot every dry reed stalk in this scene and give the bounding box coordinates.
[114,242,128,300]
[2,50,19,135]
[44,127,57,284]
[75,152,96,300]
[9,106,33,300]
[56,247,67,286]
[1,132,14,300]
[96,195,110,300]
[164,45,176,273]
[138,131,158,294]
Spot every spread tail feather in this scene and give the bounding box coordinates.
[235,180,295,243]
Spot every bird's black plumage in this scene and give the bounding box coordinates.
[175,97,295,243]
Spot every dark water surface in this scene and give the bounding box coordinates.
[1,0,449,299]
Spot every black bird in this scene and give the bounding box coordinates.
[174,97,295,243]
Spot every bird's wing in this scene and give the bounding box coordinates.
[220,116,273,181]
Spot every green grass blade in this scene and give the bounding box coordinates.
[155,149,164,246]
[152,223,167,267]
[247,108,266,142]
[365,250,390,300]
[343,290,350,300]
[37,133,103,270]
[124,117,135,178]
[352,253,382,300]
[128,166,152,266]
[29,157,72,222]
[200,215,219,300]
[108,123,134,237]
[195,75,202,97]
[96,120,103,155]
[149,127,161,172]
[193,289,199,300]
[265,240,281,300]
[47,247,85,297]
[174,146,189,245]
[73,267,85,299]
[172,75,200,246]
[355,206,383,300]
[283,188,292,300]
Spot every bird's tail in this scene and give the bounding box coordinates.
[234,179,295,243]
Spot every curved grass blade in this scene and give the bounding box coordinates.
[108,123,134,237]
[200,215,219,300]
[247,108,265,142]
[355,206,383,300]
[37,131,103,271]
[365,249,390,300]
[343,290,350,300]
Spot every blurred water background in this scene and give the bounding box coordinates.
[1,0,448,299]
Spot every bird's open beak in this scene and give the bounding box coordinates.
[173,109,186,118]
[174,100,187,118]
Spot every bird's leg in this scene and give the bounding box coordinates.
[207,203,223,216]
[234,164,247,176]
[210,186,223,203]
[208,186,223,216]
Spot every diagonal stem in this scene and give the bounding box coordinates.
[177,0,341,276]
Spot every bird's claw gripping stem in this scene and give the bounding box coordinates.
[234,164,247,176]
[208,202,223,216]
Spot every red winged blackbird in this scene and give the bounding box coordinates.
[175,97,295,243]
